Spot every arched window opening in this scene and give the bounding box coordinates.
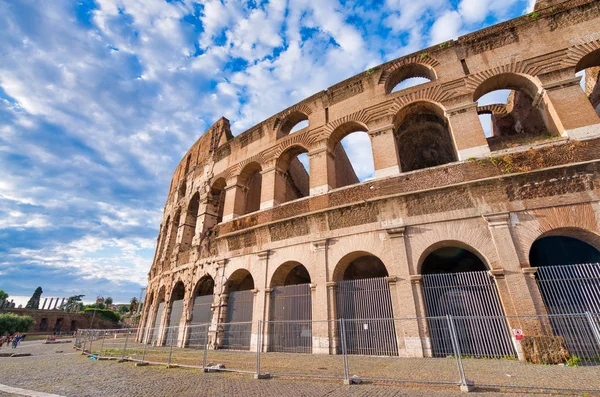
[178,180,187,198]
[474,73,556,151]
[420,244,514,358]
[269,262,312,353]
[576,49,600,118]
[165,282,186,343]
[529,231,600,359]
[39,318,48,331]
[276,146,310,204]
[206,178,226,228]
[334,253,397,355]
[158,218,169,259]
[165,210,181,262]
[386,63,437,94]
[329,123,375,189]
[394,102,456,172]
[184,154,192,175]
[238,163,262,215]
[181,193,200,251]
[222,270,255,350]
[70,320,77,333]
[277,111,309,138]
[151,288,166,344]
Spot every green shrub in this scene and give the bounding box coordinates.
[83,308,120,323]
[0,313,35,335]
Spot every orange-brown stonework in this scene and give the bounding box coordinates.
[140,0,600,355]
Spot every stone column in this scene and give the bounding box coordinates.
[222,179,245,222]
[445,102,491,160]
[539,72,600,140]
[484,213,543,336]
[259,165,280,210]
[368,124,401,178]
[251,250,270,352]
[326,282,339,353]
[386,227,425,357]
[311,239,331,354]
[409,275,432,357]
[308,146,335,195]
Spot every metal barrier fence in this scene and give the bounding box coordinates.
[75,313,600,392]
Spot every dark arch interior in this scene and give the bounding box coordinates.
[228,272,255,292]
[195,277,215,296]
[242,168,262,215]
[283,264,311,286]
[342,255,388,280]
[396,104,456,172]
[171,282,185,301]
[422,247,487,274]
[530,236,600,267]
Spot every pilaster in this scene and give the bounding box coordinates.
[368,124,401,178]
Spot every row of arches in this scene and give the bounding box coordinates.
[145,229,600,356]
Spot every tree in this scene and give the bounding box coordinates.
[0,313,35,335]
[0,290,8,301]
[129,297,138,312]
[25,287,43,309]
[119,305,129,314]
[104,297,113,306]
[63,295,85,312]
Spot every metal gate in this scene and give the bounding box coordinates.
[422,271,515,358]
[221,290,254,350]
[151,302,164,344]
[536,263,600,358]
[336,277,398,356]
[268,284,312,353]
[164,299,184,345]
[186,295,213,348]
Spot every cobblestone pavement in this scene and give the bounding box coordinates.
[0,341,597,397]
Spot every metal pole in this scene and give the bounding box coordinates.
[446,315,468,387]
[99,331,106,358]
[340,319,350,383]
[167,329,174,366]
[202,325,209,370]
[585,312,600,350]
[141,330,148,363]
[122,330,130,360]
[89,331,94,355]
[256,320,262,376]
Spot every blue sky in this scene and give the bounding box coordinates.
[0,0,535,306]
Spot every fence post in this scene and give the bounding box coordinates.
[121,329,130,361]
[446,315,470,391]
[340,319,350,384]
[89,331,94,355]
[585,312,600,349]
[256,320,262,376]
[99,331,106,358]
[202,325,209,370]
[141,330,148,363]
[167,328,174,367]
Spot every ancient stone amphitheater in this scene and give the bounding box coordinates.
[139,0,600,358]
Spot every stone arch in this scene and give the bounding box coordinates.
[327,121,368,150]
[574,47,600,116]
[417,240,490,274]
[274,144,310,203]
[225,268,255,293]
[237,161,263,215]
[394,101,457,172]
[332,251,390,282]
[326,121,374,189]
[190,275,215,326]
[276,111,309,139]
[193,275,215,297]
[158,217,169,259]
[472,72,540,102]
[270,261,311,288]
[529,227,600,267]
[575,47,600,73]
[207,178,226,227]
[385,63,437,94]
[181,192,200,250]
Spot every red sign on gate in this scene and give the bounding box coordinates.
[513,328,524,341]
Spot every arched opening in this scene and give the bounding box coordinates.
[164,210,181,264]
[576,49,600,118]
[394,102,456,172]
[184,154,192,175]
[474,73,555,151]
[151,288,166,344]
[328,122,375,189]
[386,63,437,94]
[238,162,262,215]
[530,229,600,359]
[53,318,64,333]
[70,320,77,333]
[178,179,187,198]
[186,276,215,349]
[39,318,48,332]
[181,193,200,251]
[222,269,255,350]
[277,111,309,138]
[158,218,169,260]
[206,178,226,228]
[269,262,312,353]
[420,244,514,358]
[275,145,310,204]
[334,252,398,356]
[165,282,186,344]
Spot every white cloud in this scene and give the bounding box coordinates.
[430,10,463,44]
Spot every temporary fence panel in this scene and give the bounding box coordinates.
[221,290,254,350]
[336,277,398,356]
[422,271,515,358]
[151,302,164,344]
[536,263,600,358]
[164,299,184,345]
[185,295,213,348]
[268,284,312,353]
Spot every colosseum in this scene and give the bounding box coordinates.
[139,0,600,359]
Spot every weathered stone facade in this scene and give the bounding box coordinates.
[1,308,117,334]
[140,0,600,356]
